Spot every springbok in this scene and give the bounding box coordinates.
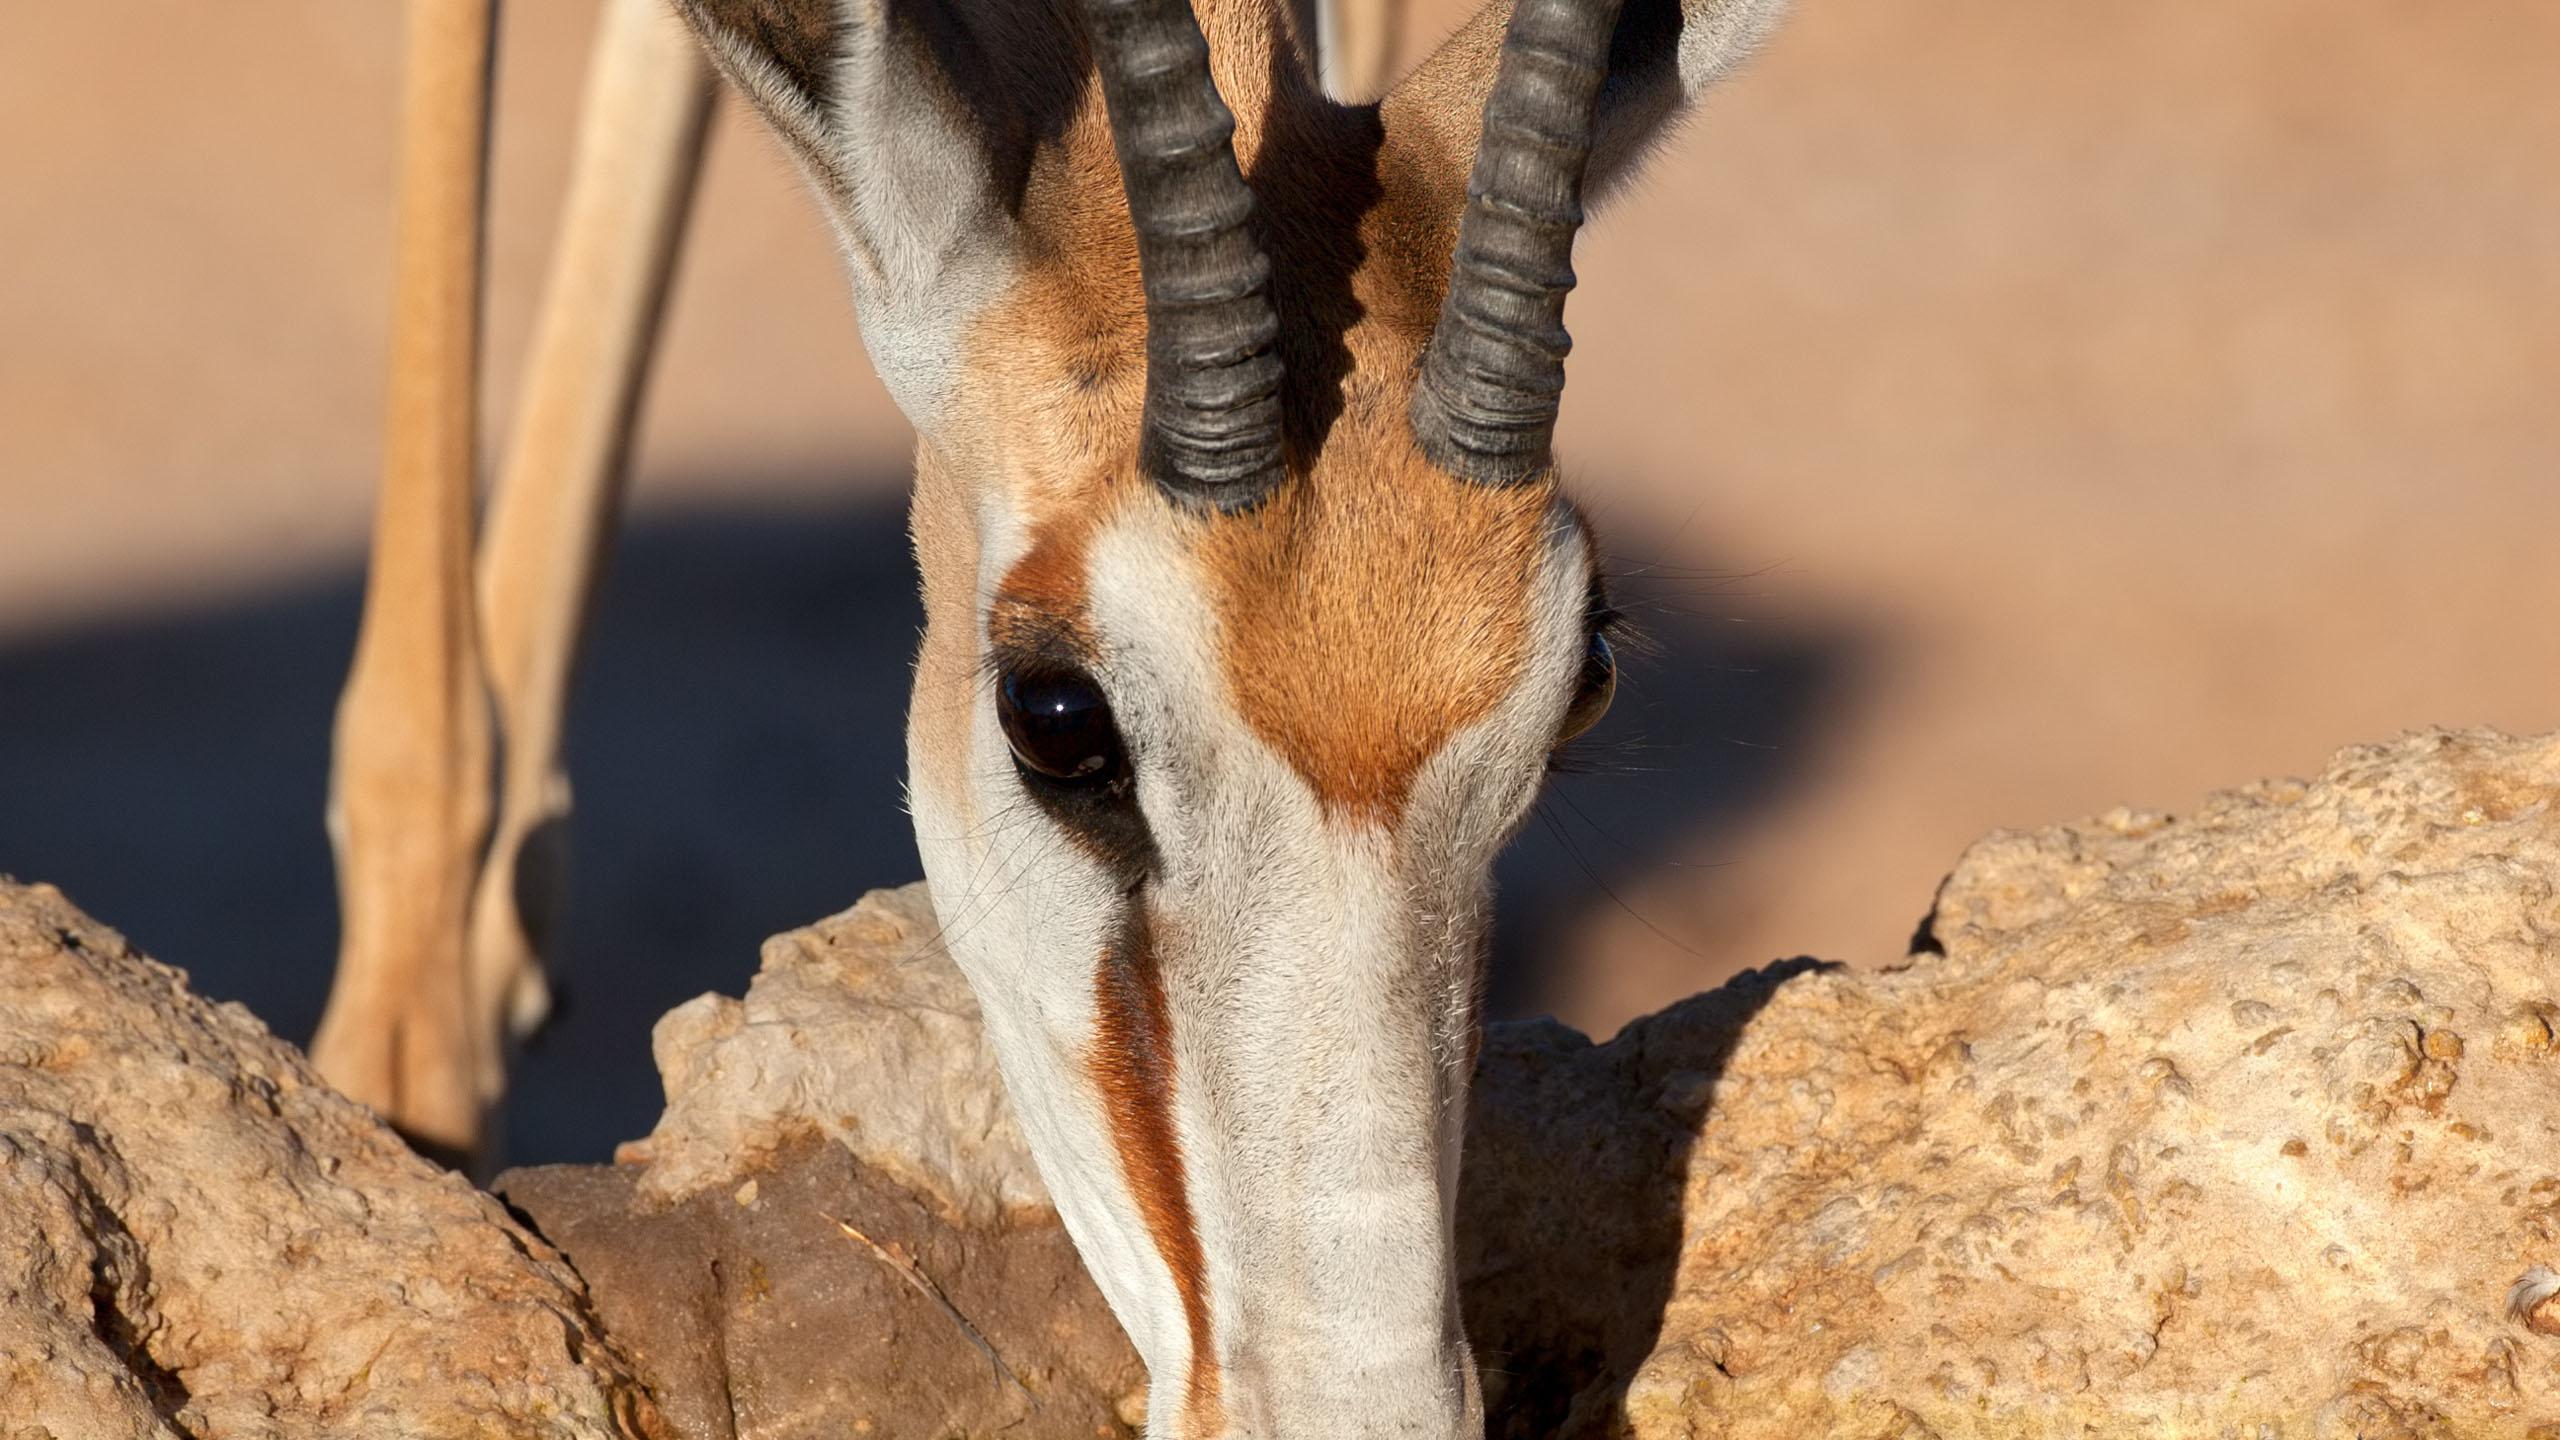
[315,0,1785,1428]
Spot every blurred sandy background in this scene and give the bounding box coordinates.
[3,1,2554,1163]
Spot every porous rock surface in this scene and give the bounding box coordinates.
[0,881,658,1439]
[499,883,1142,1440]
[618,882,1046,1225]
[547,727,2560,1437]
[1550,727,2560,1437]
[499,1138,1144,1440]
[6,727,2557,1439]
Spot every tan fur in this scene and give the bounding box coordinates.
[656,1,1747,1424]
[928,0,1557,827]
[1374,0,1498,217]
[315,0,502,1164]
[992,501,1107,645]
[469,0,715,1118]
[319,0,717,1167]
[904,446,988,830]
[1202,418,1551,825]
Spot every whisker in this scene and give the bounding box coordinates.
[1530,794,1705,961]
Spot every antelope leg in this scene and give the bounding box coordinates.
[315,0,503,1166]
[466,0,714,1123]
[1319,0,1407,99]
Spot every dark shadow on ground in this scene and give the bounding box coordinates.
[1488,558,1859,1021]
[1462,954,1838,1437]
[0,480,1856,1168]
[0,482,924,1164]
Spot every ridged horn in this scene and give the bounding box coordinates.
[1411,0,1628,484]
[1080,0,1287,507]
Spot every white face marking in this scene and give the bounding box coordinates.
[909,491,1194,1373]
[1673,0,1792,96]
[702,10,1025,431]
[909,491,1597,1437]
[818,33,1022,426]
[676,2,1783,1430]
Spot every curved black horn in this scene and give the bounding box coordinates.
[1080,0,1286,507]
[1411,0,1628,484]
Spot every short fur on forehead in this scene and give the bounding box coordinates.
[681,0,1785,1427]
[1199,424,1556,826]
[990,421,1564,833]
[675,0,1792,466]
[954,4,1570,820]
[970,36,1573,823]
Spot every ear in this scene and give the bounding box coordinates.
[1381,0,1787,217]
[671,0,1078,429]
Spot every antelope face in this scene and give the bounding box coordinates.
[910,440,1609,1437]
[676,0,1782,1432]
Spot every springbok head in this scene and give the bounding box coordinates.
[672,0,1783,1431]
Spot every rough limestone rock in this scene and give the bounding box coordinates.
[1549,727,2560,1437]
[621,883,1045,1225]
[8,726,2552,1438]
[499,1139,1145,1440]
[504,885,1144,1439]
[559,728,2560,1438]
[0,880,659,1440]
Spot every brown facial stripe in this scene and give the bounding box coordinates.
[1203,410,1563,827]
[988,506,1173,880]
[1089,907,1222,1437]
[988,525,1090,648]
[989,487,1120,659]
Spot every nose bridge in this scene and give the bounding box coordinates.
[1161,815,1485,1437]
[1181,810,1475,1141]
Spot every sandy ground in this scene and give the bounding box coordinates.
[3,0,2555,1162]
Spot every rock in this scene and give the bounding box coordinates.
[505,884,1144,1439]
[11,727,2556,1438]
[620,883,1046,1226]
[579,729,2560,1437]
[499,1138,1144,1440]
[0,881,660,1439]
[1539,727,2560,1437]
[1456,964,1833,1438]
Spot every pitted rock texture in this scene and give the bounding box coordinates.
[575,728,2560,1437]
[8,727,2555,1438]
[1562,728,2560,1437]
[621,883,1046,1226]
[0,880,659,1440]
[499,1137,1145,1440]
[523,883,1142,1439]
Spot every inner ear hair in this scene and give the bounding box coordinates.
[1383,0,1789,217]
[677,0,844,107]
[669,0,1088,428]
[669,0,850,168]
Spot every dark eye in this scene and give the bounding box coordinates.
[1557,630,1616,744]
[997,666,1128,785]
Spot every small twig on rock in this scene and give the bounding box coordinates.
[828,1213,1037,1406]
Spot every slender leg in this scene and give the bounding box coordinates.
[315,0,500,1164]
[466,0,714,1116]
[1318,0,1406,100]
